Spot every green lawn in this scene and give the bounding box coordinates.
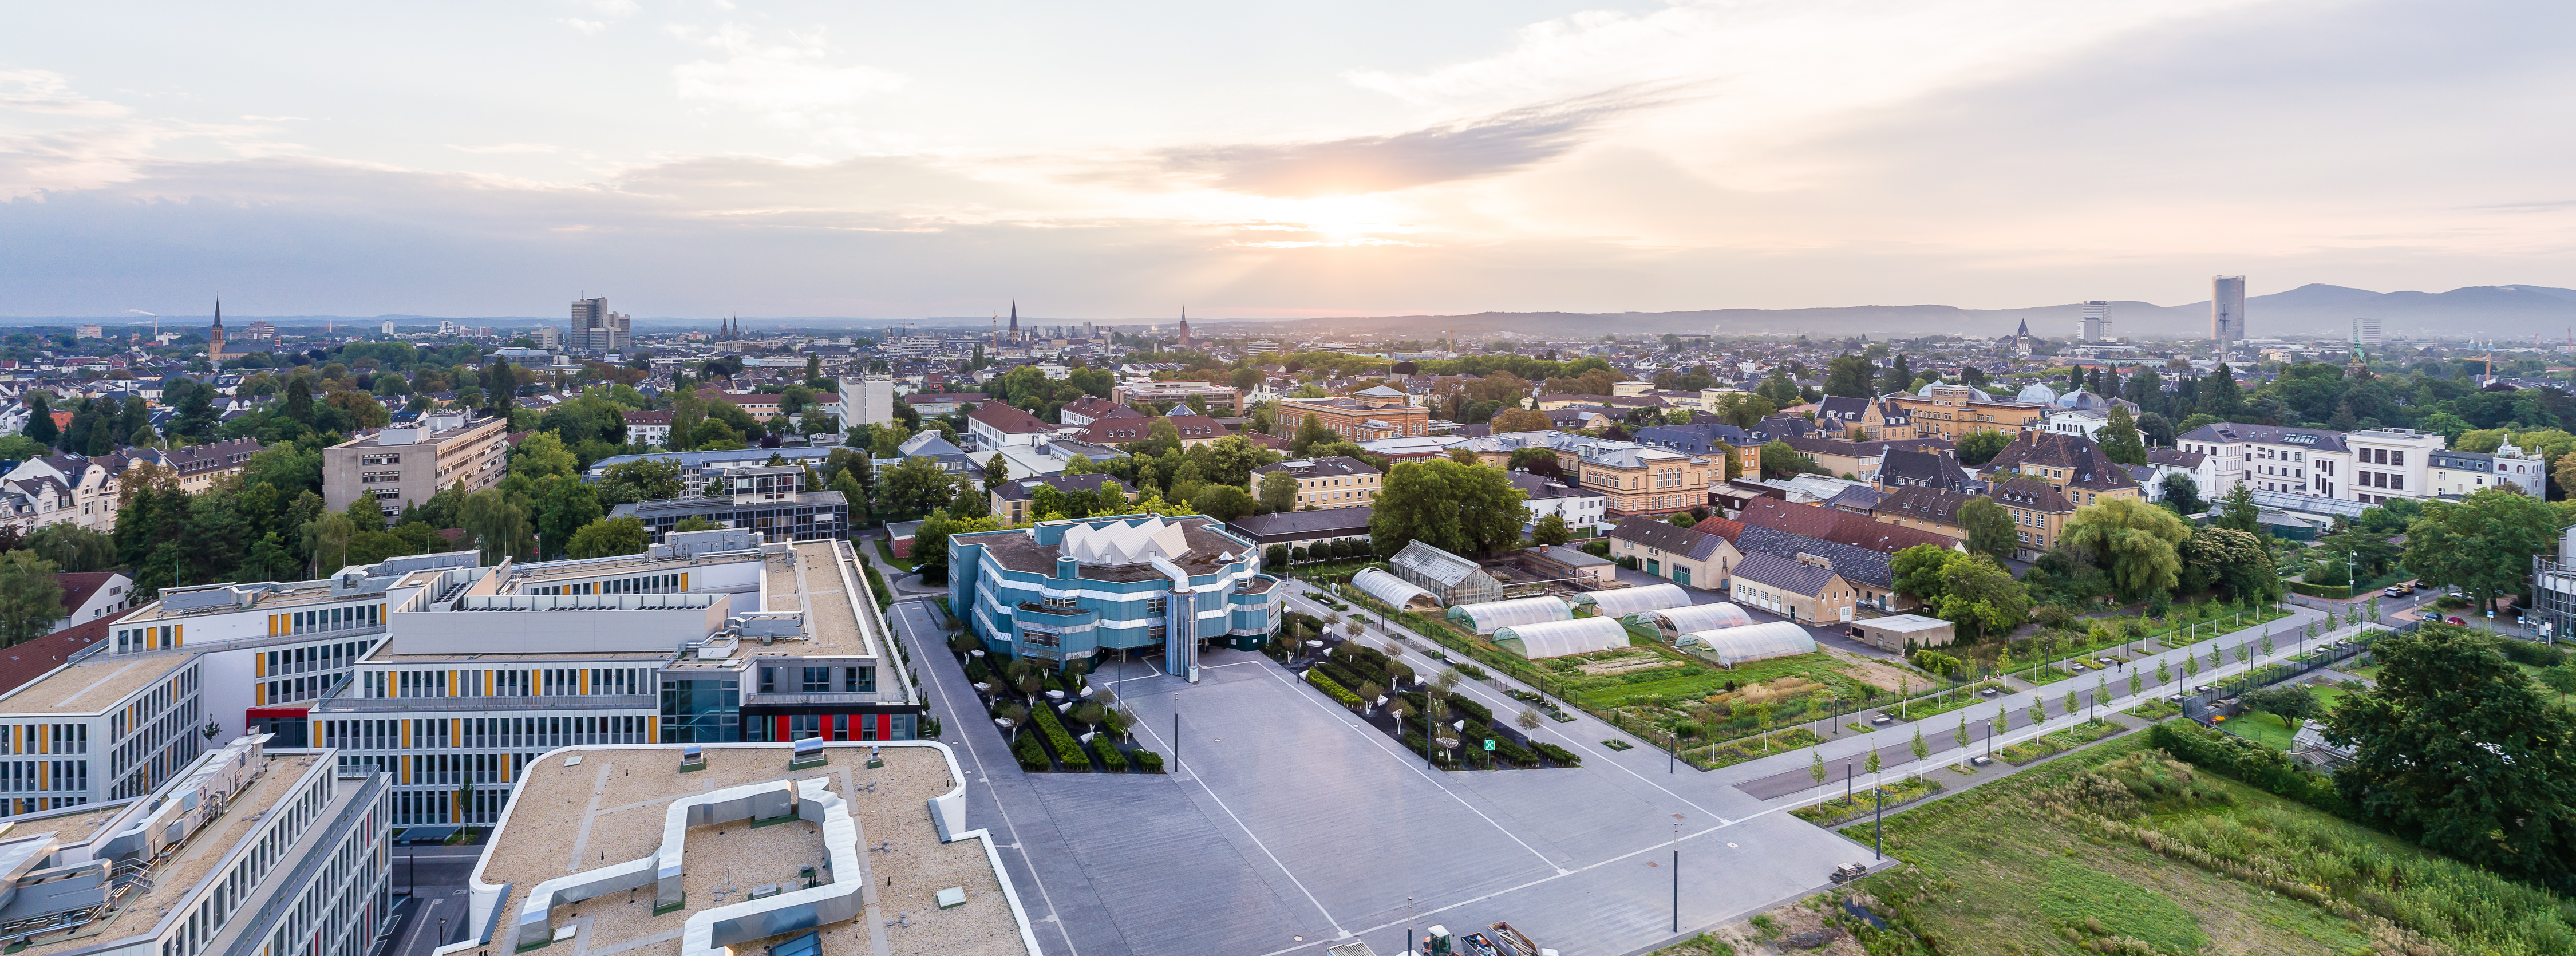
[1846,735,2576,955]
[2220,710,2299,750]
[872,538,915,572]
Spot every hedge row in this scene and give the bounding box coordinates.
[1030,702,1092,772]
[1530,742,1583,767]
[1133,749,1165,773]
[2150,720,2346,813]
[2285,580,2353,599]
[1012,733,1048,771]
[1092,737,1129,772]
[1308,669,1365,710]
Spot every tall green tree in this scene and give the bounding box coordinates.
[1531,513,1571,546]
[2061,497,2188,601]
[2178,526,2281,602]
[22,393,56,447]
[566,516,650,559]
[2159,473,2203,515]
[2199,362,2245,421]
[1936,554,2030,639]
[1957,497,2015,563]
[1955,429,2010,465]
[2215,483,2259,532]
[0,551,65,647]
[2326,623,2576,892]
[459,489,531,564]
[1368,459,1526,557]
[535,477,603,560]
[1822,354,1874,398]
[1258,468,1299,513]
[2096,406,2148,465]
[2404,488,2558,614]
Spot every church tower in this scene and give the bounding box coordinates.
[1008,301,1019,343]
[209,297,227,359]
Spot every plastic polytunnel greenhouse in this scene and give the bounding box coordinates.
[1445,596,1572,634]
[1350,568,1441,611]
[1494,617,1633,659]
[1642,602,1756,639]
[1582,583,1693,619]
[1677,621,1817,667]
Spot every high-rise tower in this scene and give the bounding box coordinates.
[2079,301,2110,342]
[2211,276,2247,345]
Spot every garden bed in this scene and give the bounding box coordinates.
[1282,637,1578,771]
[1995,718,2128,766]
[1793,775,1946,827]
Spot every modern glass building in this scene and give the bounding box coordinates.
[949,514,1282,680]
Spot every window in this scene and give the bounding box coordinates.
[844,667,874,692]
[801,667,832,693]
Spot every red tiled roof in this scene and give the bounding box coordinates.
[968,401,1053,434]
[1690,516,1747,539]
[0,607,132,698]
[52,572,120,616]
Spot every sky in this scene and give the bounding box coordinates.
[2,0,2573,322]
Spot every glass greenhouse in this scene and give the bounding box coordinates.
[1494,617,1632,659]
[1445,596,1573,634]
[1676,621,1818,667]
[1351,568,1441,611]
[1584,583,1693,619]
[1642,603,1756,639]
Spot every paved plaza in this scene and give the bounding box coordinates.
[898,587,2337,956]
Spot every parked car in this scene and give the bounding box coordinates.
[2447,615,2468,626]
[2384,586,2408,597]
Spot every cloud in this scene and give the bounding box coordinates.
[1158,90,1659,198]
[0,70,128,117]
[667,23,908,130]
[559,18,607,35]
[448,143,564,154]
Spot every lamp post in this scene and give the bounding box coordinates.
[1670,813,1684,934]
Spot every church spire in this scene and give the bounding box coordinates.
[1008,300,1019,342]
[212,297,222,328]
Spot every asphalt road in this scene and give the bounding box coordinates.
[389,846,481,956]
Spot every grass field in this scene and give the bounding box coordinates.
[2219,710,2300,750]
[872,538,915,572]
[1846,735,2576,956]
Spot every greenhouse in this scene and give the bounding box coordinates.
[1583,583,1693,619]
[1676,621,1818,667]
[1641,602,1756,639]
[1445,596,1573,634]
[1494,617,1632,659]
[1351,567,1441,611]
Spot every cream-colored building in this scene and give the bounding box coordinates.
[1254,455,1382,509]
[322,412,509,525]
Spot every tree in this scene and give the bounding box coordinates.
[2179,526,2280,602]
[459,489,531,564]
[0,552,65,646]
[283,377,315,424]
[511,432,580,482]
[1531,513,1571,546]
[2404,488,2559,615]
[26,524,114,572]
[22,393,55,446]
[1759,440,1821,479]
[1491,408,1553,433]
[2062,497,2188,601]
[1369,459,1526,558]
[2159,472,2203,515]
[2244,685,2320,729]
[1891,544,1954,603]
[534,477,603,560]
[1822,354,1874,398]
[1936,554,2030,639]
[1292,413,1333,453]
[878,455,960,521]
[1955,429,2010,466]
[1957,497,2015,562]
[2096,406,2147,465]
[565,516,649,559]
[302,510,355,575]
[1259,468,1298,513]
[2326,624,2576,892]
[594,457,685,505]
[1194,485,1258,522]
[2215,484,2259,533]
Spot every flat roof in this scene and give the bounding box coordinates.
[23,754,322,956]
[764,541,872,658]
[477,745,1022,956]
[0,650,191,714]
[504,551,762,589]
[1851,614,1953,633]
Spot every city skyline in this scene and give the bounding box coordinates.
[3,1,2571,318]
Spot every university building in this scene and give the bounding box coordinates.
[1276,385,1431,441]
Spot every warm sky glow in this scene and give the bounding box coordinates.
[3,1,2572,319]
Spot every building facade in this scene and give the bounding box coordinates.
[569,297,632,353]
[2428,441,2546,498]
[1605,517,1737,590]
[1110,380,1244,414]
[1884,384,2047,441]
[1253,456,1382,509]
[837,374,898,426]
[321,413,509,525]
[949,515,1281,681]
[1276,386,1430,441]
[2174,422,2447,505]
[606,465,850,543]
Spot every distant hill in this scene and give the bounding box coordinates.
[1278,285,2576,341]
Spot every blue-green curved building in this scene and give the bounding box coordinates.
[949,513,1282,680]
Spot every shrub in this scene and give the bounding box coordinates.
[1530,742,1582,766]
[1132,748,1165,773]
[1030,702,1092,771]
[1308,669,1365,709]
[917,715,942,739]
[1091,738,1129,773]
[1447,693,1494,725]
[1452,661,1491,681]
[2148,721,2342,813]
[1265,544,1287,566]
[1012,733,1048,771]
[965,657,991,684]
[2284,580,2352,599]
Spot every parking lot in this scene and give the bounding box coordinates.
[894,598,1874,956]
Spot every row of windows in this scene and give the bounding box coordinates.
[0,722,88,755]
[365,666,653,698]
[274,603,383,637]
[0,760,87,792]
[320,715,653,753]
[116,623,183,654]
[530,572,685,596]
[266,641,372,677]
[758,666,876,693]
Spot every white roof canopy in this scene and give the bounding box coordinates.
[1645,603,1755,634]
[1494,617,1631,659]
[1446,596,1571,633]
[1351,568,1439,610]
[1678,621,1816,667]
[1583,584,1693,619]
[1062,515,1189,566]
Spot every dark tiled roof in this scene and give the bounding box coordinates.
[1257,455,1382,479]
[1992,477,2074,512]
[1732,525,1893,589]
[1878,448,1968,492]
[1606,516,1725,560]
[53,572,121,614]
[0,608,130,697]
[2147,447,2204,468]
[1732,551,1844,597]
[2174,422,2350,453]
[1740,499,1843,539]
[1226,507,1376,543]
[1874,486,1977,525]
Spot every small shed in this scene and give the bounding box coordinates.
[1582,583,1692,619]
[1494,617,1632,659]
[1642,602,1755,639]
[1447,596,1573,634]
[1388,540,1504,606]
[1678,621,1818,667]
[1519,545,1613,587]
[1351,568,1441,611]
[1846,613,1955,652]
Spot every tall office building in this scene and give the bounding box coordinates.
[2353,317,2383,349]
[568,297,631,353]
[2079,301,2111,342]
[2211,276,2247,343]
